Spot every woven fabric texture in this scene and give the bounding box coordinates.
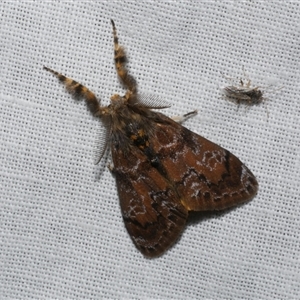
[1,2,299,299]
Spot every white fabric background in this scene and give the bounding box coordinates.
[1,1,299,299]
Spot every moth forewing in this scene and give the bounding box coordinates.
[44,20,258,258]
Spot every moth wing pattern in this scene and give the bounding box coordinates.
[112,109,257,257]
[149,113,258,212]
[112,139,188,257]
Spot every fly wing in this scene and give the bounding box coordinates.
[223,86,252,100]
[111,144,188,258]
[150,113,258,212]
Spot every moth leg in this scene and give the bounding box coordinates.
[43,66,101,116]
[111,20,137,96]
[171,110,198,123]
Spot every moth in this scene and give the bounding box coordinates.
[44,20,258,257]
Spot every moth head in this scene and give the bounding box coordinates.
[110,89,137,108]
[110,93,127,108]
[95,94,125,117]
[96,93,128,118]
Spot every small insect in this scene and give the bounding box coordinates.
[223,79,264,105]
[221,70,270,112]
[44,20,258,257]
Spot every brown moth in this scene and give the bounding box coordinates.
[44,20,258,257]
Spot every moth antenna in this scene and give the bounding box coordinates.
[43,66,101,116]
[138,93,171,109]
[94,122,111,165]
[111,20,137,96]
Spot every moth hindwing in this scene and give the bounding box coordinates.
[44,20,258,258]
